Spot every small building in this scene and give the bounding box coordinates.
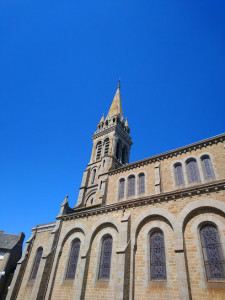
[0,231,25,300]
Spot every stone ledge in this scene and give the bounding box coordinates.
[58,179,225,221]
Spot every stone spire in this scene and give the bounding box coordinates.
[106,81,123,121]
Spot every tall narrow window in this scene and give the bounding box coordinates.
[139,173,145,194]
[186,158,200,183]
[128,175,135,197]
[122,146,128,164]
[150,231,166,280]
[91,169,96,184]
[201,155,215,180]
[119,178,125,199]
[30,247,43,280]
[200,224,225,281]
[66,239,81,280]
[174,163,184,186]
[116,140,122,161]
[104,138,110,156]
[96,141,102,160]
[99,235,113,280]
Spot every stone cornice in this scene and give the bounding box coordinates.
[58,179,225,221]
[92,124,132,145]
[32,222,56,233]
[109,133,225,175]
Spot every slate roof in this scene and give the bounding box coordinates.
[0,233,20,250]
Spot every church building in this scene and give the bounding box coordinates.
[6,84,225,300]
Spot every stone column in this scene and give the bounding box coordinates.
[174,234,191,300]
[154,162,161,194]
[114,213,130,300]
[112,135,118,157]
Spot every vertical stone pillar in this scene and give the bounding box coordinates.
[175,250,190,300]
[115,213,130,300]
[154,162,161,194]
[174,234,191,300]
[112,135,118,157]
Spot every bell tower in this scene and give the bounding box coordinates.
[75,82,132,208]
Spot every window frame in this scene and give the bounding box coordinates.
[149,229,167,281]
[186,158,201,184]
[127,175,136,197]
[200,155,215,181]
[199,223,225,282]
[98,235,113,280]
[65,238,81,280]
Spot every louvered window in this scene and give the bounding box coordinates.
[200,224,225,281]
[91,169,96,184]
[186,159,200,183]
[150,231,166,280]
[128,175,135,196]
[66,239,81,280]
[201,156,215,180]
[139,173,145,194]
[30,248,43,280]
[122,146,128,164]
[104,138,110,155]
[119,179,125,199]
[96,141,102,160]
[116,141,121,161]
[174,163,184,186]
[99,236,113,280]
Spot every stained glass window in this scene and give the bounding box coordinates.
[66,239,81,280]
[104,138,109,155]
[30,247,43,280]
[150,231,166,280]
[96,141,102,160]
[119,179,125,199]
[174,163,184,186]
[201,156,215,180]
[99,236,113,280]
[139,173,145,194]
[200,224,225,281]
[128,175,135,197]
[186,159,200,183]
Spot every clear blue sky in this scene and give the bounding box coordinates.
[1,0,225,244]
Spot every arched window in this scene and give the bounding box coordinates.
[201,155,215,180]
[119,178,125,199]
[200,224,225,281]
[66,239,81,280]
[122,146,128,164]
[30,247,43,280]
[128,175,135,197]
[96,141,102,160]
[99,235,113,280]
[150,231,166,280]
[116,140,122,161]
[91,169,96,184]
[104,138,110,156]
[174,163,184,186]
[139,173,145,194]
[186,158,200,183]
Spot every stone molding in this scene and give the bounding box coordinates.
[31,222,56,233]
[59,179,225,221]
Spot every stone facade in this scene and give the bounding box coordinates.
[6,86,225,300]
